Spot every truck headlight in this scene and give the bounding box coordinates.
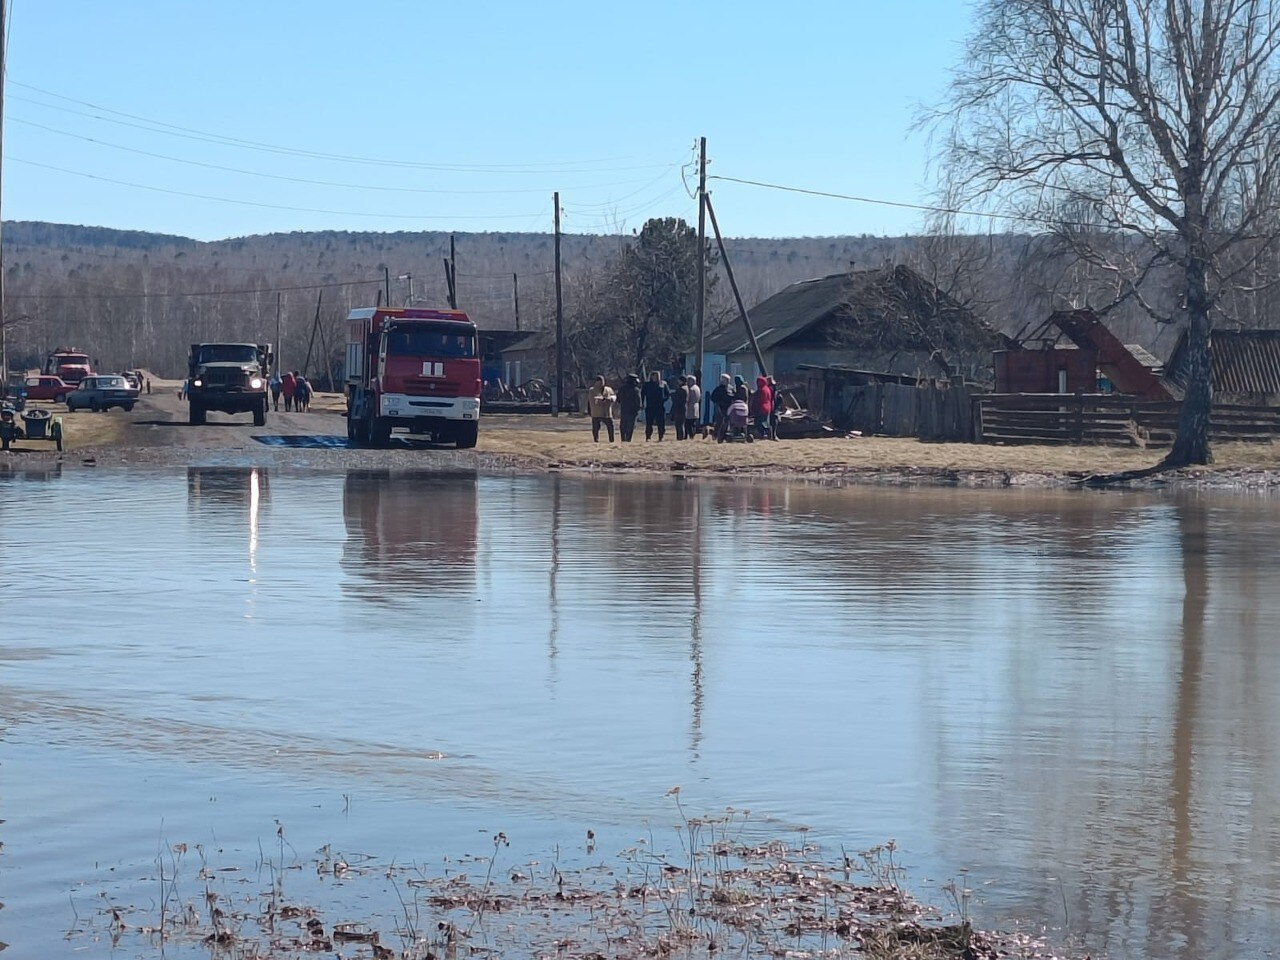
[192,379,202,387]
[250,377,263,389]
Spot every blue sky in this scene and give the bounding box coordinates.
[4,1,973,241]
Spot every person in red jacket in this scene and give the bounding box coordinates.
[752,376,773,439]
[281,371,297,411]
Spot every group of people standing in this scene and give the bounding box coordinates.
[587,371,783,443]
[270,371,313,412]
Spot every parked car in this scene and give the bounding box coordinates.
[67,375,137,412]
[23,374,75,402]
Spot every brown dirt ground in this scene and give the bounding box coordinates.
[8,373,1280,487]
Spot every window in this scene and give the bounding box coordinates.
[387,325,476,359]
[196,345,258,364]
[26,377,39,387]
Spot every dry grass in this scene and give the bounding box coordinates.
[9,402,134,452]
[476,416,1280,478]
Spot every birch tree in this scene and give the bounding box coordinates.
[938,0,1280,466]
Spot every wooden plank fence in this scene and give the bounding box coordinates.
[835,381,976,442]
[976,393,1280,446]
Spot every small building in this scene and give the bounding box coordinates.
[499,330,556,387]
[994,309,1169,399]
[477,328,528,384]
[699,265,996,385]
[1164,328,1280,405]
[994,343,1097,394]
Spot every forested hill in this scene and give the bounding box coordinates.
[2,220,1178,377]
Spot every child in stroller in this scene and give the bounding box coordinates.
[718,385,754,443]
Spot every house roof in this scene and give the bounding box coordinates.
[703,265,994,356]
[1164,328,1280,398]
[503,330,556,353]
[1123,343,1162,370]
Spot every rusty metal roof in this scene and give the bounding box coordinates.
[1164,329,1280,400]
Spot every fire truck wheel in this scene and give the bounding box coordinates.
[369,418,392,448]
[253,399,266,426]
[189,403,206,426]
[455,422,479,449]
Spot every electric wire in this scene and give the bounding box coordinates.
[7,156,545,220]
[707,174,1080,228]
[9,276,383,301]
[8,83,676,174]
[10,116,684,197]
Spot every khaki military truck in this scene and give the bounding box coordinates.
[187,343,272,426]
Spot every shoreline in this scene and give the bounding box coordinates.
[7,438,1280,492]
[4,382,1280,491]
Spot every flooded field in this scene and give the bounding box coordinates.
[1,467,1278,959]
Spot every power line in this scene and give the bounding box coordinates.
[707,174,1064,227]
[9,275,383,301]
[7,156,545,220]
[9,116,683,197]
[8,82,677,175]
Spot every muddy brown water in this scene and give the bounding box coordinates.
[0,467,1278,959]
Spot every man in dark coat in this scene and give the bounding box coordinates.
[641,371,669,441]
[618,374,642,442]
[710,373,733,441]
[670,376,689,441]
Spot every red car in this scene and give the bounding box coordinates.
[23,375,75,402]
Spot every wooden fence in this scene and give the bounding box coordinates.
[838,381,976,442]
[976,393,1280,446]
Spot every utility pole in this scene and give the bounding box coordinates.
[695,136,707,388]
[383,266,390,307]
[0,0,8,386]
[512,272,521,331]
[448,234,458,309]
[302,290,323,381]
[274,292,282,373]
[553,192,564,416]
[704,193,768,378]
[398,272,413,306]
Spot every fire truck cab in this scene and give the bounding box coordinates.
[345,307,481,448]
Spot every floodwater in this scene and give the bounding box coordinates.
[1,467,1278,959]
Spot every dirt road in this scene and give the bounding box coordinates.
[7,377,1280,488]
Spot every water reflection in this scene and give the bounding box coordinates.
[5,474,1280,960]
[186,467,268,572]
[341,470,479,601]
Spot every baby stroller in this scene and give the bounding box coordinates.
[719,398,754,443]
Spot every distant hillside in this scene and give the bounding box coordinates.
[1,220,1182,377]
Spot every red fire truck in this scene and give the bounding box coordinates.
[345,307,481,448]
[43,349,93,385]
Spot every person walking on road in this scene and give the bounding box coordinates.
[618,374,642,442]
[587,375,616,443]
[642,371,669,441]
[685,373,702,440]
[670,376,689,441]
[281,371,297,412]
[294,373,311,413]
[270,372,283,412]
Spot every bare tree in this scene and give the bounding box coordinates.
[937,0,1280,466]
